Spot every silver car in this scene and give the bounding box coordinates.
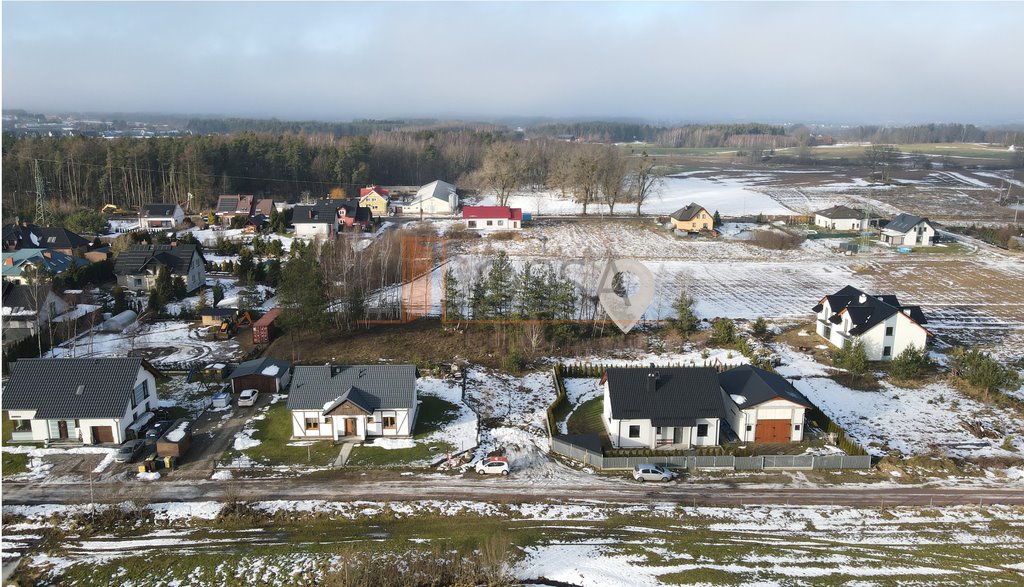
[115,439,147,463]
[632,463,677,482]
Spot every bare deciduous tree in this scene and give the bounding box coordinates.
[628,151,662,216]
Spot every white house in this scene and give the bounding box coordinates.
[140,203,186,229]
[813,205,867,231]
[718,365,813,443]
[881,213,936,247]
[113,243,207,293]
[291,201,340,239]
[404,180,458,215]
[602,366,740,450]
[812,285,930,361]
[2,357,160,445]
[286,364,418,441]
[462,206,523,230]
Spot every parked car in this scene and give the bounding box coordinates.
[632,463,677,483]
[145,420,172,440]
[475,456,510,475]
[115,439,147,463]
[237,388,259,407]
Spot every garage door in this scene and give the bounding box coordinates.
[91,426,115,444]
[755,420,791,443]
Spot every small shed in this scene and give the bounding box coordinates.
[156,419,192,458]
[252,308,281,345]
[229,357,292,395]
[200,307,238,326]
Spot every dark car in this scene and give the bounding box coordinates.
[145,420,172,440]
[114,439,147,463]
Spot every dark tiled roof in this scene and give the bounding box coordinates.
[2,224,89,249]
[291,201,340,224]
[718,365,812,409]
[815,205,864,220]
[884,213,931,233]
[813,285,928,335]
[1,357,153,419]
[141,203,180,217]
[323,387,376,415]
[199,307,237,317]
[230,357,291,380]
[339,200,373,222]
[670,202,708,221]
[1,282,57,312]
[286,364,417,411]
[114,244,203,276]
[604,367,728,426]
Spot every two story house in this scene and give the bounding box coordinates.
[113,243,207,293]
[291,201,341,239]
[140,203,186,229]
[881,213,936,247]
[812,285,930,360]
[359,186,391,217]
[669,203,713,233]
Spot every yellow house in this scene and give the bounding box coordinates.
[359,186,391,217]
[670,203,713,232]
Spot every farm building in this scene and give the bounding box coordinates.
[403,180,458,215]
[287,364,418,441]
[1,357,160,445]
[812,285,930,361]
[601,366,739,450]
[718,365,813,443]
[229,357,292,395]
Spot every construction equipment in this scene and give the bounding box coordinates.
[100,203,126,215]
[216,319,237,340]
[237,311,253,327]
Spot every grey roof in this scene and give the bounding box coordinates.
[141,203,180,217]
[114,244,204,276]
[323,387,376,415]
[718,365,812,409]
[815,205,864,220]
[230,357,291,380]
[339,199,373,223]
[287,364,417,411]
[884,213,931,234]
[291,201,340,225]
[670,202,708,221]
[1,357,156,419]
[811,285,928,335]
[2,223,90,250]
[604,367,728,426]
[215,195,254,215]
[2,282,57,313]
[411,180,457,204]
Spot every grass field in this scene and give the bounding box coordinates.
[2,452,29,476]
[7,501,1024,586]
[797,142,1019,163]
[238,403,339,467]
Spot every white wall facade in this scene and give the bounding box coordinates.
[883,222,935,246]
[602,382,723,449]
[294,223,334,239]
[814,215,862,231]
[290,407,415,440]
[465,217,521,230]
[734,399,807,442]
[815,299,928,361]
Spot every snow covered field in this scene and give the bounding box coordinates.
[46,320,242,365]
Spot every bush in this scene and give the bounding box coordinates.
[710,318,736,345]
[752,317,769,338]
[750,229,806,250]
[888,345,930,381]
[949,347,1020,393]
[672,291,700,337]
[833,339,868,376]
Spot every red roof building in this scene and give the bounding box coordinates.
[462,206,523,230]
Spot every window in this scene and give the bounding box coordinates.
[497,220,504,226]
[746,425,752,432]
[134,278,143,287]
[628,425,640,438]
[467,220,476,228]
[383,415,397,430]
[883,346,892,357]
[131,381,146,409]
[655,427,662,435]
[486,220,493,226]
[794,424,801,431]
[12,419,30,432]
[696,424,709,437]
[885,326,894,336]
[304,418,319,431]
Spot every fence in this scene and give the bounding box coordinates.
[550,437,871,471]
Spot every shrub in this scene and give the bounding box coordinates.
[949,347,1021,393]
[671,291,700,337]
[750,229,806,250]
[752,317,769,338]
[833,339,868,376]
[888,345,930,381]
[710,318,736,345]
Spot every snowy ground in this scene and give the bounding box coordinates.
[46,320,243,366]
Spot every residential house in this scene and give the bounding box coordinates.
[812,285,930,361]
[287,364,418,441]
[404,180,458,215]
[1,282,69,348]
[462,206,523,230]
[2,222,91,255]
[113,243,207,293]
[359,186,391,217]
[338,199,374,230]
[602,366,740,450]
[140,203,186,229]
[718,365,813,443]
[2,249,90,284]
[669,203,714,232]
[229,357,292,395]
[813,205,867,231]
[881,213,936,247]
[1,357,161,445]
[291,201,341,239]
[215,195,277,226]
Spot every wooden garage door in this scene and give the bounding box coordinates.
[755,419,791,443]
[91,426,115,444]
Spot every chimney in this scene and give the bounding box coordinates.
[308,209,315,219]
[42,250,52,259]
[647,371,657,392]
[858,294,867,304]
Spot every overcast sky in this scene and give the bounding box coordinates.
[3,1,1022,124]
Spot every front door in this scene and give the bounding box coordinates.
[673,427,682,444]
[57,420,69,439]
[344,418,356,437]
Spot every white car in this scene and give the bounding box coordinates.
[237,389,259,407]
[475,457,510,475]
[632,463,677,482]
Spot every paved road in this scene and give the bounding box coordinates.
[4,475,1022,508]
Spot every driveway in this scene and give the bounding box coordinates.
[169,392,272,478]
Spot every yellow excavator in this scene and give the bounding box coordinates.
[100,203,126,215]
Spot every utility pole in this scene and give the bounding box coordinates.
[34,159,54,227]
